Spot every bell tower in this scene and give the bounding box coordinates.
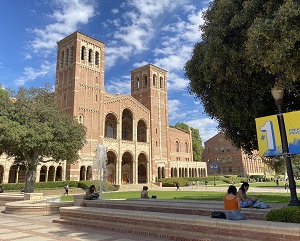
[55,31,106,179]
[130,64,169,181]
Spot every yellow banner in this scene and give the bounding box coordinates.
[284,110,300,154]
[255,115,281,156]
[255,111,300,156]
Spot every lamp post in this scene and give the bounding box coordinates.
[271,86,300,206]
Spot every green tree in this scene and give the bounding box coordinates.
[173,122,203,161]
[0,85,86,193]
[264,155,300,176]
[185,0,300,152]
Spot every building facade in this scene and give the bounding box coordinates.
[202,133,265,177]
[0,31,206,185]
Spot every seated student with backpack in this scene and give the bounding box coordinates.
[84,185,99,200]
[223,185,247,220]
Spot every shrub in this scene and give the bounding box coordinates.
[266,206,300,223]
[1,180,119,192]
[0,183,25,192]
[159,178,189,187]
[78,180,119,192]
[223,176,247,184]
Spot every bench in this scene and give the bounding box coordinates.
[57,205,300,241]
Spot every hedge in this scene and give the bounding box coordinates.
[266,206,300,223]
[0,180,119,192]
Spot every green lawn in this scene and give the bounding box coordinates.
[61,189,291,204]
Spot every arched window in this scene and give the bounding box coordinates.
[137,120,147,142]
[70,46,74,64]
[66,49,69,66]
[95,51,99,65]
[175,141,179,152]
[107,124,114,138]
[105,113,117,139]
[88,49,92,63]
[95,94,98,102]
[160,77,164,89]
[185,142,188,153]
[122,109,133,141]
[60,51,64,69]
[153,74,156,86]
[135,78,140,90]
[81,46,85,60]
[78,114,84,124]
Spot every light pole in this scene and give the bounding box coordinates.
[271,86,300,206]
[214,172,216,186]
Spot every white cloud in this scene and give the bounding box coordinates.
[167,72,189,91]
[105,0,193,69]
[168,99,199,121]
[14,61,52,86]
[111,8,119,14]
[24,54,32,60]
[168,99,181,114]
[132,61,149,68]
[29,0,95,55]
[186,118,219,143]
[105,77,131,94]
[17,0,95,86]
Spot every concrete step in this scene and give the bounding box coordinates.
[57,206,300,241]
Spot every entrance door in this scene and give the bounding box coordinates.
[122,173,128,184]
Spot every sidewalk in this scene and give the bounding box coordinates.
[0,206,170,241]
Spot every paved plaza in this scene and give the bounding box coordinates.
[0,206,172,241]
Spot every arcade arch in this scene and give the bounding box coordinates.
[122,152,133,184]
[137,153,148,183]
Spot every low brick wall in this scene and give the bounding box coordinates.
[57,206,300,241]
[5,200,73,215]
[0,193,24,206]
[83,199,275,220]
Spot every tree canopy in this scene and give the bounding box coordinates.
[0,85,86,192]
[171,122,203,161]
[185,0,300,152]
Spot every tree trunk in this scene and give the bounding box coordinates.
[24,162,38,193]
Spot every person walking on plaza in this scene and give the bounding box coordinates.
[64,184,69,196]
[192,180,195,189]
[223,185,247,220]
[175,181,180,191]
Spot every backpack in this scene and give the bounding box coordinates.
[211,211,226,219]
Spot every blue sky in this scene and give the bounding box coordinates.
[0,0,218,143]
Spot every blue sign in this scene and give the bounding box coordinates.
[210,163,218,171]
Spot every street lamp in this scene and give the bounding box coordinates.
[271,86,300,206]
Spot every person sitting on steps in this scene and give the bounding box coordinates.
[237,182,258,208]
[141,186,149,198]
[84,184,99,200]
[223,185,247,220]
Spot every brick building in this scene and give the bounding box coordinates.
[0,31,206,185]
[202,133,265,177]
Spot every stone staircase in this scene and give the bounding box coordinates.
[56,199,299,241]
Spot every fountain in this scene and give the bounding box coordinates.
[92,144,108,199]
